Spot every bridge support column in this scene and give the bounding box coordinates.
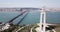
[40,7,46,32]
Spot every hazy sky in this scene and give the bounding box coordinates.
[0,0,60,8]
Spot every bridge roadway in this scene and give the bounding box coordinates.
[4,10,28,25]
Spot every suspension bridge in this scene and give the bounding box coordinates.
[0,9,29,31]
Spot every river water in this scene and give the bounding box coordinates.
[0,10,60,25]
